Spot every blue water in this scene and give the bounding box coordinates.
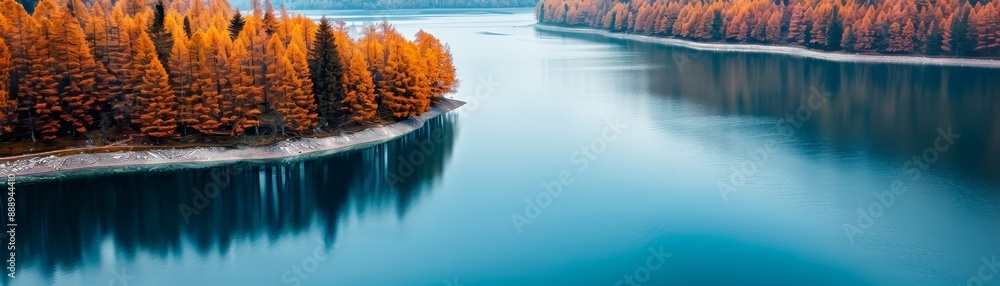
[8,8,1000,286]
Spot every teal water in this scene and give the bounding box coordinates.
[8,8,1000,286]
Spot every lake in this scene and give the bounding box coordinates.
[8,8,1000,286]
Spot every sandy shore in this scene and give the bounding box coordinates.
[535,24,1000,68]
[1,98,465,180]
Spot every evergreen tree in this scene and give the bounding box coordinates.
[183,16,192,38]
[841,26,856,52]
[949,7,974,56]
[228,11,245,40]
[307,17,346,128]
[826,7,842,51]
[149,0,173,74]
[926,22,944,55]
[711,10,724,40]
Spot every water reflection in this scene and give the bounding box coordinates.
[539,29,1000,181]
[14,115,458,279]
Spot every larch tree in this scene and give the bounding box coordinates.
[2,0,38,140]
[341,48,377,122]
[168,30,196,134]
[277,52,317,134]
[854,12,876,51]
[264,34,287,113]
[32,0,60,21]
[69,0,92,25]
[415,30,457,102]
[788,4,807,44]
[199,27,228,133]
[187,31,221,134]
[402,42,432,114]
[105,9,134,129]
[227,37,260,135]
[84,2,118,139]
[27,19,61,141]
[378,40,412,119]
[809,4,833,48]
[50,9,99,136]
[0,0,456,143]
[359,25,386,94]
[380,40,430,118]
[236,21,265,133]
[286,42,314,112]
[138,58,177,142]
[126,31,158,129]
[902,20,916,53]
[765,11,782,43]
[0,38,13,135]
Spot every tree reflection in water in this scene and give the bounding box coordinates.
[15,115,459,278]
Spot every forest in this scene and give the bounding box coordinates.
[0,0,458,152]
[537,0,1000,57]
[231,0,537,10]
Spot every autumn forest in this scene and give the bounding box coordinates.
[0,0,457,151]
[538,0,1000,57]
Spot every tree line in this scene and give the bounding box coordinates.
[0,0,458,143]
[233,0,536,10]
[538,0,1000,57]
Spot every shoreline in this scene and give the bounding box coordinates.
[534,24,1000,69]
[0,98,465,180]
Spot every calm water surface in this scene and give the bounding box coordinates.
[9,8,1000,286]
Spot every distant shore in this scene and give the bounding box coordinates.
[0,99,465,180]
[534,24,1000,69]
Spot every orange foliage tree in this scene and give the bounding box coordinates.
[539,0,1000,56]
[0,0,459,145]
